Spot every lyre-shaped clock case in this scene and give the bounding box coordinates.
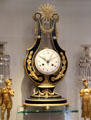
[24,4,69,108]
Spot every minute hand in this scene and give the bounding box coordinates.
[49,57,57,61]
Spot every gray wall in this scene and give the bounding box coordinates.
[0,0,91,120]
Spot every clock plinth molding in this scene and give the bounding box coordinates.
[24,4,68,108]
[24,84,69,109]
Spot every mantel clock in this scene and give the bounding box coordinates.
[24,4,68,109]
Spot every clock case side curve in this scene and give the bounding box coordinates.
[24,20,45,84]
[49,22,68,84]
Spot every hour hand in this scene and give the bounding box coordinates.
[49,54,57,62]
[39,56,47,62]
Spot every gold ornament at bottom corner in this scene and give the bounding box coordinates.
[0,79,14,120]
[80,79,91,120]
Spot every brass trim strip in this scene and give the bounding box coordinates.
[25,98,66,101]
[23,103,69,107]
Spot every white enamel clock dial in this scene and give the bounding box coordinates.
[35,48,61,75]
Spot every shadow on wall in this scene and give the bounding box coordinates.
[21,18,35,104]
[21,73,34,105]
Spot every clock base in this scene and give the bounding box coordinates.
[23,94,69,109]
[24,87,69,109]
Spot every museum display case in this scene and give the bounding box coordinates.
[0,42,10,88]
[79,44,91,83]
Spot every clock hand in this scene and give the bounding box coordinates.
[39,55,55,64]
[49,54,53,61]
[43,54,56,64]
[49,56,57,62]
[43,54,54,64]
[39,56,47,62]
[39,56,50,64]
